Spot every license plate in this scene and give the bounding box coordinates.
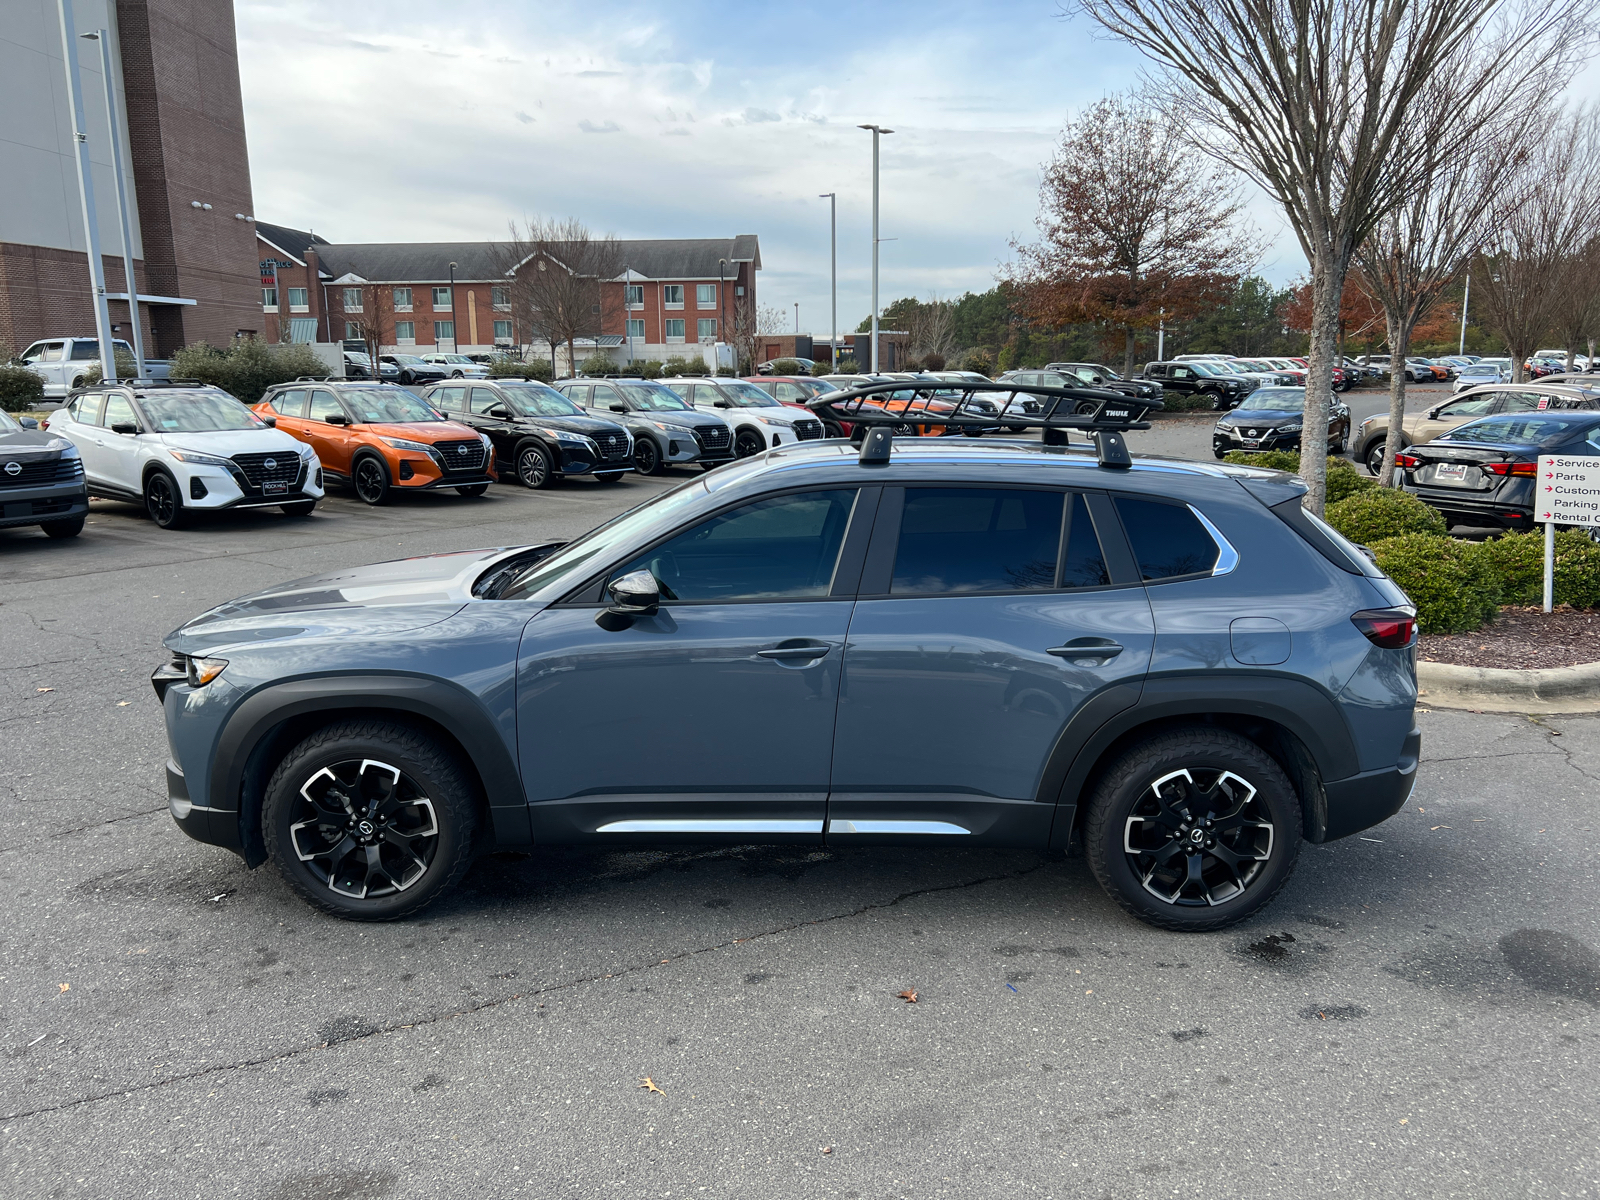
[1241,439,1261,447]
[263,480,289,495]
[1434,463,1468,482]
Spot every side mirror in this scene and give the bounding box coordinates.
[486,406,509,419]
[260,416,277,427]
[110,421,141,435]
[325,413,349,426]
[19,417,38,430]
[713,399,729,408]
[610,404,626,413]
[607,569,659,615]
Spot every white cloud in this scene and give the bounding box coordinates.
[578,119,621,134]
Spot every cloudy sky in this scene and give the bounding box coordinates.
[234,0,1592,338]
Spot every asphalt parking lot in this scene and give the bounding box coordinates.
[5,424,1598,1200]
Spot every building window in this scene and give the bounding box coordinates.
[697,283,717,308]
[697,318,717,341]
[664,319,686,342]
[433,286,452,308]
[345,321,362,340]
[625,284,643,308]
[627,318,645,340]
[262,287,278,311]
[343,287,362,310]
[287,287,309,311]
[395,321,415,342]
[491,286,510,309]
[394,287,413,311]
[663,284,684,309]
[493,319,512,341]
[434,320,455,343]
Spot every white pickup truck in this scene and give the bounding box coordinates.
[15,336,170,401]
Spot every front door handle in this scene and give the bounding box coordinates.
[757,642,831,661]
[1047,638,1123,662]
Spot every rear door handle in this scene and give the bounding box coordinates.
[757,643,831,661]
[1047,638,1123,662]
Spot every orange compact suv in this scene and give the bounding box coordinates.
[255,380,495,505]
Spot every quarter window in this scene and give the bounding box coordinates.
[613,489,861,602]
[891,488,1063,594]
[1060,496,1110,588]
[1114,497,1220,581]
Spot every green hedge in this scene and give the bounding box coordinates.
[1161,392,1214,412]
[770,358,807,376]
[960,349,993,376]
[168,339,330,404]
[0,364,45,412]
[1463,530,1600,609]
[488,357,556,382]
[1368,534,1501,634]
[660,356,695,378]
[1221,451,1376,503]
[1325,487,1445,542]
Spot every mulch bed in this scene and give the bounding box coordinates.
[1420,606,1600,670]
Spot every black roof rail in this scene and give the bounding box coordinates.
[806,380,1161,469]
[71,377,208,393]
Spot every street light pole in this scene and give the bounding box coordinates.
[794,301,799,334]
[858,125,893,373]
[448,262,457,353]
[623,265,633,367]
[80,28,145,379]
[57,0,115,384]
[718,257,728,374]
[819,192,836,371]
[1459,271,1471,357]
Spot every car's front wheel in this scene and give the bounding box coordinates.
[1364,437,1401,477]
[1084,727,1301,932]
[514,440,554,489]
[40,516,85,538]
[262,720,478,920]
[634,437,662,475]
[734,428,764,458]
[456,484,489,497]
[353,454,391,505]
[144,470,187,529]
[280,500,316,518]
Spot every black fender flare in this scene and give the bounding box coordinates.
[1038,675,1360,848]
[213,673,531,864]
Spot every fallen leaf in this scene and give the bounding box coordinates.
[1399,1118,1408,1125]
[1431,825,1450,830]
[116,701,130,707]
[821,1146,834,1155]
[35,687,53,693]
[638,1076,664,1095]
[1085,989,1093,995]
[896,989,918,1004]
[57,983,70,993]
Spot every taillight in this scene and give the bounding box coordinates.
[1395,453,1421,469]
[1481,461,1537,476]
[1351,608,1417,649]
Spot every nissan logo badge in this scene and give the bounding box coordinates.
[263,457,278,470]
[3,462,19,476]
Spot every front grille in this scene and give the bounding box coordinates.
[695,425,731,452]
[792,419,823,441]
[433,439,487,473]
[0,457,81,489]
[592,431,629,462]
[231,452,302,492]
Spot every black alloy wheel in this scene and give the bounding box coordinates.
[1364,438,1397,477]
[144,470,186,529]
[353,455,391,505]
[40,516,85,539]
[262,720,477,920]
[1085,728,1300,931]
[822,421,845,439]
[634,437,662,475]
[400,370,415,385]
[734,427,765,458]
[515,441,554,489]
[456,484,489,497]
[280,500,316,517]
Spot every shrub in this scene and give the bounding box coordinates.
[583,352,619,377]
[660,356,694,378]
[833,358,860,375]
[1368,534,1500,634]
[168,339,330,404]
[77,348,139,387]
[922,352,947,371]
[1161,392,1214,413]
[1222,451,1375,503]
[811,361,831,377]
[1463,529,1600,609]
[1326,487,1446,544]
[715,366,736,377]
[961,349,994,377]
[488,357,556,382]
[771,358,807,376]
[0,363,45,412]
[635,359,664,380]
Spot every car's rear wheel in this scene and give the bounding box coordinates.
[144,470,187,529]
[1084,727,1301,932]
[353,454,391,505]
[514,440,554,489]
[262,720,478,921]
[41,516,85,538]
[400,371,415,385]
[634,437,662,475]
[734,428,764,458]
[280,501,316,517]
[456,484,489,497]
[1364,436,1401,477]
[594,471,626,484]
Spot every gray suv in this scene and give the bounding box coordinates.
[153,416,1420,930]
[557,378,735,474]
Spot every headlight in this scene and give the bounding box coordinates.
[297,443,317,461]
[755,415,784,426]
[186,656,228,687]
[543,428,591,444]
[167,448,233,468]
[478,432,493,449]
[381,437,434,453]
[649,420,679,432]
[1278,421,1303,432]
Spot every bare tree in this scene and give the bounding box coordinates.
[1358,103,1542,485]
[1472,111,1600,384]
[1550,234,1600,372]
[1009,94,1257,375]
[355,281,392,371]
[491,218,621,375]
[1072,0,1592,512]
[902,296,957,365]
[732,303,787,374]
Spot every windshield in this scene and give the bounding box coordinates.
[497,479,711,601]
[343,388,446,423]
[1237,387,1305,412]
[139,391,266,432]
[1443,415,1600,448]
[389,355,426,365]
[0,411,20,432]
[501,382,583,417]
[619,383,691,411]
[719,381,783,407]
[1462,365,1498,376]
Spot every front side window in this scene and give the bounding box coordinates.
[502,383,584,417]
[272,389,309,418]
[434,320,455,342]
[433,287,452,308]
[394,288,413,311]
[492,286,510,308]
[697,283,717,308]
[103,394,137,429]
[74,393,105,425]
[891,488,1063,594]
[308,390,346,422]
[613,489,860,602]
[1440,395,1498,417]
[70,341,101,361]
[470,387,502,414]
[287,288,309,309]
[591,384,623,410]
[343,288,362,310]
[663,284,684,308]
[665,319,686,342]
[262,288,278,310]
[395,321,415,342]
[619,383,689,411]
[698,318,717,341]
[342,388,444,424]
[1114,497,1220,581]
[493,319,512,340]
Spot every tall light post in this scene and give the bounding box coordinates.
[1459,271,1471,357]
[57,0,115,384]
[448,261,457,352]
[794,302,799,334]
[622,265,633,367]
[857,124,893,373]
[819,192,836,371]
[79,28,145,378]
[718,257,728,373]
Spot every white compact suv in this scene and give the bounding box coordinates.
[661,377,824,457]
[46,382,323,529]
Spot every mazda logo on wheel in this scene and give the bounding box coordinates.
[3,462,19,476]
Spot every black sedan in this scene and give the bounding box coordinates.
[1212,387,1350,459]
[1400,410,1600,532]
[421,378,634,488]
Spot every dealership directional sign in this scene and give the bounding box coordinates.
[1538,455,1600,527]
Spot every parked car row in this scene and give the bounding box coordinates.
[1354,381,1600,476]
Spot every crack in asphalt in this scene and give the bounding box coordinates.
[46,806,168,839]
[1524,715,1600,786]
[0,857,1048,1126]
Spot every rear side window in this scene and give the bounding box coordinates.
[75,393,106,426]
[70,342,99,361]
[1114,497,1220,581]
[272,389,309,418]
[432,386,466,413]
[892,488,1063,594]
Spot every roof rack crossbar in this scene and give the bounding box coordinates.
[806,380,1160,469]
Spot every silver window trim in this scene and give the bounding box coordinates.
[1187,504,1239,576]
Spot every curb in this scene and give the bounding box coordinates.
[1417,659,1600,714]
